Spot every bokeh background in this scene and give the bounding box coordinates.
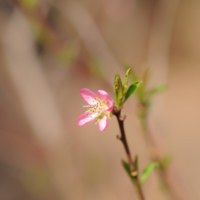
[0,0,200,199]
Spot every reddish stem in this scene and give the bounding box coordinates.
[113,110,145,200]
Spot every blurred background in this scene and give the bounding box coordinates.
[0,0,200,199]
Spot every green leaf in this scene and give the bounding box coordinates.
[123,81,140,103]
[121,160,137,186]
[123,68,131,96]
[114,72,123,107]
[134,155,139,172]
[124,64,138,82]
[114,72,120,106]
[148,84,167,96]
[140,162,159,184]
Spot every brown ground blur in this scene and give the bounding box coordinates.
[0,0,200,200]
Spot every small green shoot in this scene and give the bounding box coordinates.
[140,162,159,184]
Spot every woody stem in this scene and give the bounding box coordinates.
[113,110,145,200]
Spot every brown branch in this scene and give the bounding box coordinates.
[113,110,145,200]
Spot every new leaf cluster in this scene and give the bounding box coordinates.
[114,68,140,109]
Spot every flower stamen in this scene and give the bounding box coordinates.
[82,98,109,117]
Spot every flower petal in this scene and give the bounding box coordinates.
[98,90,110,101]
[98,116,108,131]
[106,99,114,112]
[78,112,98,126]
[80,88,98,105]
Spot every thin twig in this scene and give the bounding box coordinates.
[113,110,145,200]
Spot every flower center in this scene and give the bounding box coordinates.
[83,98,109,116]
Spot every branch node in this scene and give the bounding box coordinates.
[131,171,138,177]
[116,135,121,140]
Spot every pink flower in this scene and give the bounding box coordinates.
[78,88,113,131]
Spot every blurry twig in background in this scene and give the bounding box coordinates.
[12,0,75,65]
[145,1,195,199]
[130,67,195,200]
[147,0,180,120]
[2,9,85,200]
[12,0,125,87]
[53,1,125,86]
[140,108,195,200]
[12,0,63,50]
